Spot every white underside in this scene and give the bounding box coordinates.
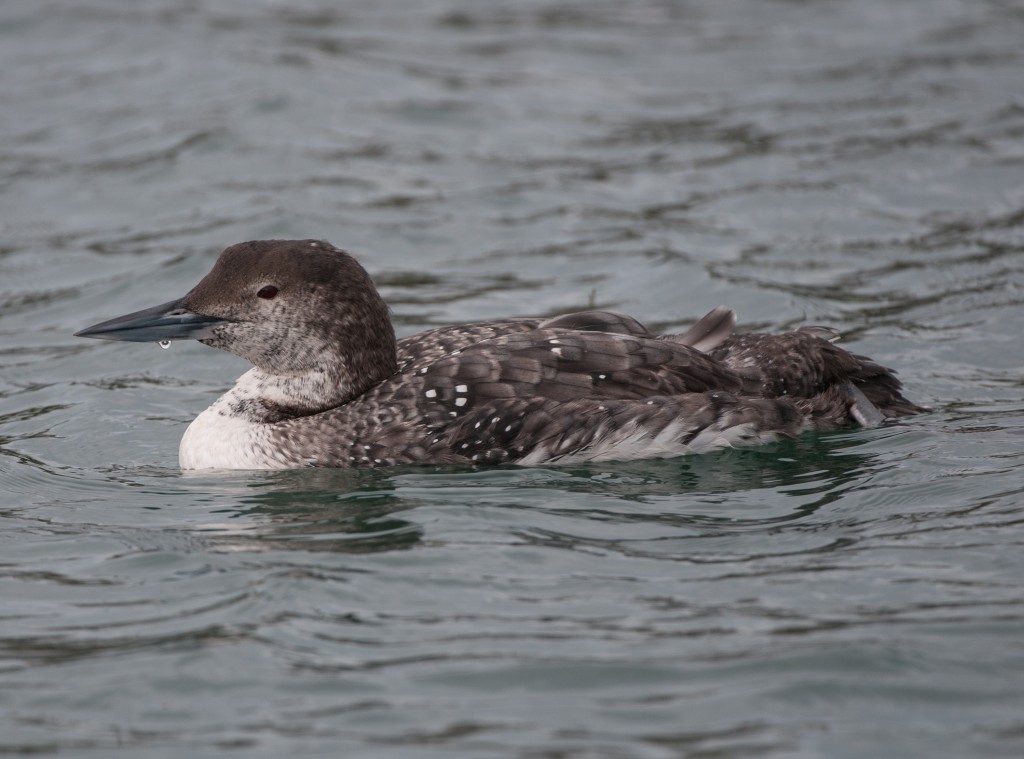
[516,420,778,466]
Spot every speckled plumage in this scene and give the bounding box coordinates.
[77,239,925,470]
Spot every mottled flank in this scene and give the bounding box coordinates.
[76,240,925,470]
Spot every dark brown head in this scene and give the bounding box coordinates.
[77,240,399,395]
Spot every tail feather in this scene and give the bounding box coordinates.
[670,306,737,353]
[839,382,886,427]
[709,329,926,424]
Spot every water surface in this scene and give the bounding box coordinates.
[2,1,1023,757]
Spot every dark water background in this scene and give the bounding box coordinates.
[2,1,1024,756]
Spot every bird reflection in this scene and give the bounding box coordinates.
[200,428,892,553]
[205,467,424,554]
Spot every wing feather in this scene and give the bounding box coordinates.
[413,327,743,424]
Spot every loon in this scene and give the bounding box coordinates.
[75,239,924,470]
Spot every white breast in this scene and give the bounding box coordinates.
[178,369,337,470]
[178,405,276,470]
[178,372,297,469]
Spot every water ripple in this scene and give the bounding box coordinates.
[2,0,1024,756]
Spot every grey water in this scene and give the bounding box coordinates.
[2,0,1023,756]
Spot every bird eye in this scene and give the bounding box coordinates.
[257,285,279,300]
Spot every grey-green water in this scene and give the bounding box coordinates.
[2,1,1023,757]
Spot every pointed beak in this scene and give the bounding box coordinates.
[74,297,227,343]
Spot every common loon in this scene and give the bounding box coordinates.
[76,239,924,470]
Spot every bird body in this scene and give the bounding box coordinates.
[76,240,923,470]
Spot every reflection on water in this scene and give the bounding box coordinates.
[202,429,895,555]
[213,469,425,553]
[552,430,884,505]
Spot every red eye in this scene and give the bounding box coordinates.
[257,285,279,300]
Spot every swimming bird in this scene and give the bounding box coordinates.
[75,239,923,470]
